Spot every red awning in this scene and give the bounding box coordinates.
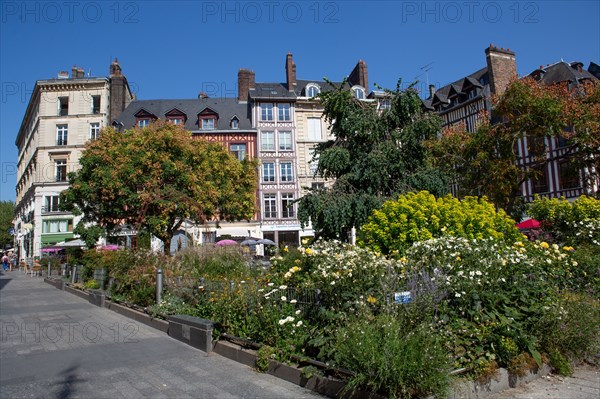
[516,219,541,229]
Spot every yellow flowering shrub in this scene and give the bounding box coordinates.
[360,191,521,255]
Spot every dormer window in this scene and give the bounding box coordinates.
[352,86,365,99]
[165,108,187,126]
[198,107,218,130]
[231,117,239,129]
[201,118,215,130]
[306,84,320,98]
[134,109,157,128]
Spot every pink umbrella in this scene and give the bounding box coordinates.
[516,219,541,229]
[100,244,120,251]
[216,239,238,246]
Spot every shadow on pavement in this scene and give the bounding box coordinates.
[0,277,11,290]
[53,364,85,399]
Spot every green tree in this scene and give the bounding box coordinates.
[0,201,15,250]
[297,80,448,239]
[61,122,258,252]
[428,78,600,218]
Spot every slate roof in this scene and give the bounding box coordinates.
[528,61,598,85]
[116,98,253,131]
[250,79,352,100]
[422,67,489,110]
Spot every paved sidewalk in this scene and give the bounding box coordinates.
[486,364,599,399]
[0,271,322,398]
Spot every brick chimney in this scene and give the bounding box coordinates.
[348,60,369,92]
[71,65,78,78]
[238,68,255,102]
[485,44,517,96]
[77,67,85,78]
[109,58,132,122]
[429,84,436,98]
[285,52,296,91]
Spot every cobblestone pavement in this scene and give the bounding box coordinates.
[0,271,323,398]
[486,363,599,399]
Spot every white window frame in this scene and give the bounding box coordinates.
[278,131,292,151]
[201,118,215,130]
[307,118,322,141]
[230,143,247,161]
[262,162,275,182]
[138,119,150,128]
[57,124,68,146]
[45,195,60,212]
[263,193,277,219]
[352,86,365,99]
[306,84,320,97]
[261,103,274,121]
[231,118,239,129]
[261,131,275,151]
[280,162,293,182]
[90,122,100,140]
[278,103,291,121]
[55,159,67,182]
[281,193,295,218]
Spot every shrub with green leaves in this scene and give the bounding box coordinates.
[528,195,600,244]
[360,191,521,255]
[334,315,450,399]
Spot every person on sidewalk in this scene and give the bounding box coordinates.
[1,253,8,271]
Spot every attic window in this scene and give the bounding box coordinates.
[306,84,320,97]
[352,86,365,99]
[138,119,150,127]
[201,117,215,130]
[231,117,239,129]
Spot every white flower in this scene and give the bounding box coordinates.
[296,321,303,327]
[267,282,274,287]
[279,285,288,290]
[455,292,462,298]
[295,309,301,315]
[290,299,297,304]
[281,296,287,302]
[278,319,286,325]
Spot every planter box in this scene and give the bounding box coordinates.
[104,301,169,333]
[44,277,65,290]
[88,290,106,308]
[64,285,90,301]
[168,315,214,353]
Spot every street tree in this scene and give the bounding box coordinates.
[0,201,15,250]
[61,122,258,252]
[297,80,449,239]
[427,78,600,218]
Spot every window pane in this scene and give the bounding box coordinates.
[279,131,292,151]
[261,131,274,151]
[230,144,247,161]
[57,125,68,145]
[278,103,291,121]
[263,162,275,182]
[307,118,322,141]
[281,193,295,218]
[264,194,277,218]
[90,123,100,140]
[280,162,293,182]
[261,103,273,121]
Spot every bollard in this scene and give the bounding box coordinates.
[156,268,163,304]
[71,265,77,283]
[47,261,51,277]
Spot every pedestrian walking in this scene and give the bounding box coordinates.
[1,253,8,271]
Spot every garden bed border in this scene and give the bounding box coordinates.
[44,276,555,399]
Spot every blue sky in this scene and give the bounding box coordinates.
[1,0,599,202]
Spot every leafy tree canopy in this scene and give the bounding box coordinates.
[297,80,449,239]
[61,122,258,252]
[427,78,600,218]
[0,201,15,250]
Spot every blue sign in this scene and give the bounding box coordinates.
[394,291,412,304]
